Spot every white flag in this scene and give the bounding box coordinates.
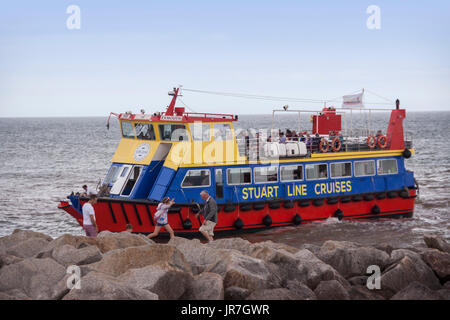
[342,92,364,108]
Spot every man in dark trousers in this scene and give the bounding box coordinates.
[195,190,218,242]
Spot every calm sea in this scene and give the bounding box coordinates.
[0,112,448,249]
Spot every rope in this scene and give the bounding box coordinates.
[182,88,392,106]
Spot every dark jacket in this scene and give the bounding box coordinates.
[200,197,218,223]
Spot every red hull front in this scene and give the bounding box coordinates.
[59,189,416,237]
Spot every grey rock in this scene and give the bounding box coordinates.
[390,249,421,264]
[390,281,443,300]
[224,286,251,300]
[424,235,450,254]
[438,289,450,300]
[182,272,224,300]
[168,237,225,274]
[246,288,302,300]
[51,244,103,267]
[317,240,390,278]
[118,264,193,300]
[35,234,99,259]
[6,238,51,259]
[95,231,154,253]
[206,250,277,291]
[284,280,316,300]
[348,276,369,286]
[0,229,52,250]
[63,271,158,300]
[0,253,23,268]
[293,249,350,290]
[380,255,441,298]
[348,285,385,300]
[0,289,31,300]
[0,258,66,300]
[314,280,351,300]
[420,249,450,282]
[89,244,191,277]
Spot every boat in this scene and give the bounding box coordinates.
[58,87,417,237]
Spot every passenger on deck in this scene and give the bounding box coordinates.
[291,130,299,141]
[279,132,286,144]
[286,129,292,140]
[81,185,97,197]
[312,133,321,150]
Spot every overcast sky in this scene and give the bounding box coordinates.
[1,1,449,117]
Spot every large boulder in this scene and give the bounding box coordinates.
[181,272,224,300]
[424,235,450,254]
[348,286,385,300]
[0,254,23,268]
[168,237,224,274]
[0,229,52,250]
[317,240,390,278]
[389,249,422,264]
[206,250,278,291]
[380,255,441,297]
[293,249,349,290]
[0,258,67,300]
[5,238,51,259]
[89,244,191,277]
[35,234,98,259]
[246,288,304,300]
[118,265,193,300]
[224,286,251,300]
[314,280,350,300]
[284,280,316,300]
[63,271,158,300]
[420,249,450,283]
[95,231,154,253]
[51,244,103,267]
[390,281,443,300]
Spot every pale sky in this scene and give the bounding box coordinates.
[1,1,449,117]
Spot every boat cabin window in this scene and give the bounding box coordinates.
[280,165,303,181]
[190,123,211,141]
[377,159,398,175]
[227,167,252,185]
[354,160,375,177]
[330,162,352,178]
[215,169,224,199]
[105,166,120,186]
[305,163,328,180]
[159,124,189,141]
[121,166,143,196]
[213,123,233,141]
[135,123,156,140]
[121,121,135,139]
[182,169,211,187]
[254,166,278,184]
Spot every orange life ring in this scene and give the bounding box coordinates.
[331,137,341,152]
[367,135,377,149]
[377,135,388,149]
[319,138,329,153]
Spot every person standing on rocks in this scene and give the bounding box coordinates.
[82,194,98,237]
[147,197,175,240]
[195,190,218,242]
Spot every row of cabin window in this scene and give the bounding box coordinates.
[181,159,398,187]
[121,122,233,141]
